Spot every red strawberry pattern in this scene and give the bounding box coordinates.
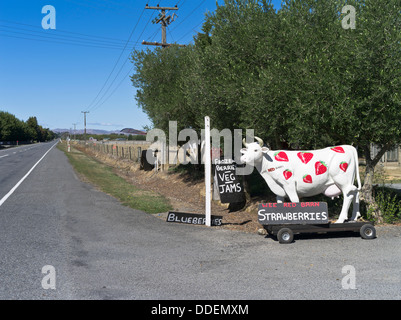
[339,161,348,172]
[303,174,312,183]
[274,151,289,162]
[297,152,313,164]
[283,169,292,180]
[331,146,345,153]
[315,161,327,175]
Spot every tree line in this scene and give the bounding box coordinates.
[0,111,56,143]
[131,0,401,221]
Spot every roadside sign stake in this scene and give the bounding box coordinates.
[204,116,211,227]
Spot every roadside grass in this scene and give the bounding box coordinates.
[58,142,172,214]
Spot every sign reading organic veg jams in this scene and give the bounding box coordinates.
[258,202,329,225]
[214,159,244,203]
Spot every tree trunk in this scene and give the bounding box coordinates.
[242,172,251,205]
[361,158,382,223]
[360,143,392,223]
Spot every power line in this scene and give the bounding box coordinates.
[87,5,159,112]
[0,32,139,50]
[76,1,208,123]
[64,4,151,127]
[86,7,146,111]
[175,0,186,9]
[89,65,135,113]
[89,1,204,113]
[176,21,203,43]
[61,0,136,18]
[0,27,140,50]
[146,28,160,42]
[0,19,139,46]
[167,27,175,43]
[169,0,206,34]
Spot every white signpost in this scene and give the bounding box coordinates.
[204,116,211,227]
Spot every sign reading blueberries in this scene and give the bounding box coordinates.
[166,212,223,226]
[214,159,244,203]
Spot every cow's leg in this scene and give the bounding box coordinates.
[336,188,354,223]
[260,174,287,203]
[283,183,299,203]
[288,193,299,203]
[350,191,361,221]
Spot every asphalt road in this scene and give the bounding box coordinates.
[0,141,400,300]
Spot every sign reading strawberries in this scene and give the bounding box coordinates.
[258,202,329,225]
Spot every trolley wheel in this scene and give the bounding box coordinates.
[277,228,294,244]
[360,224,376,240]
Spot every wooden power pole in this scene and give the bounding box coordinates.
[142,4,185,48]
[81,111,89,143]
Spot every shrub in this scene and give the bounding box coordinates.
[364,187,401,224]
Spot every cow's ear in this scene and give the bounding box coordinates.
[240,148,247,154]
[261,147,269,153]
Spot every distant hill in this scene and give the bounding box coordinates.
[53,128,147,136]
[120,128,147,135]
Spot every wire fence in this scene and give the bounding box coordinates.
[76,140,149,163]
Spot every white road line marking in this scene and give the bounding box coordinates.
[0,142,59,207]
[0,154,9,158]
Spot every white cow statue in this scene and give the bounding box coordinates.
[240,137,361,223]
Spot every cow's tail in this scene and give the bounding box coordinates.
[353,146,362,191]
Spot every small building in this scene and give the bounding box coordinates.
[371,144,400,166]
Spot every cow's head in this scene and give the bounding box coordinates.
[240,137,269,164]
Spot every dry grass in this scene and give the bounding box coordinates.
[58,142,172,214]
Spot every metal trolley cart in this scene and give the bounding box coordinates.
[258,202,376,244]
[264,221,376,244]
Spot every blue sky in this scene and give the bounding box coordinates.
[0,0,280,132]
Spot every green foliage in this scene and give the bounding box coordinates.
[131,0,401,149]
[131,45,196,134]
[127,134,146,141]
[130,0,401,219]
[366,187,401,224]
[0,111,55,142]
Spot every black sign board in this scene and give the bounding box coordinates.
[258,202,329,225]
[166,211,223,226]
[214,159,244,203]
[140,149,155,171]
